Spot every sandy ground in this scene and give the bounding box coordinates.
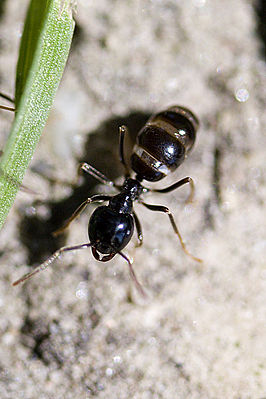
[0,0,265,398]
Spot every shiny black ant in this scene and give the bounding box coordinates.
[12,105,202,294]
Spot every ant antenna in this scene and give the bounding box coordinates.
[118,251,146,297]
[13,243,91,286]
[12,242,146,296]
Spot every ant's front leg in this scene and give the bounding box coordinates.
[53,194,111,236]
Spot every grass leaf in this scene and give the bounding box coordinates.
[0,0,75,230]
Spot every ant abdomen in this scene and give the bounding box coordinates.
[130,105,199,182]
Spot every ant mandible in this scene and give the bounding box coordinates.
[11,105,202,294]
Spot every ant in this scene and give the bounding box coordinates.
[10,105,202,294]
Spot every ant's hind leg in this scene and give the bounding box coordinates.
[133,211,143,247]
[0,92,14,102]
[0,104,15,112]
[140,201,202,263]
[152,176,195,204]
[0,92,15,112]
[13,243,91,286]
[53,194,111,236]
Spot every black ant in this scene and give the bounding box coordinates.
[11,105,202,294]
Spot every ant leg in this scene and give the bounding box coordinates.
[152,177,195,204]
[118,251,146,297]
[140,201,202,263]
[0,92,14,102]
[0,104,15,112]
[13,243,91,286]
[77,162,119,188]
[53,194,111,236]
[0,92,15,112]
[119,125,130,177]
[133,211,143,247]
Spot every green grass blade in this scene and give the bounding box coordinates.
[0,0,75,230]
[15,0,50,107]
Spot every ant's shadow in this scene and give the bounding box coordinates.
[19,111,150,265]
